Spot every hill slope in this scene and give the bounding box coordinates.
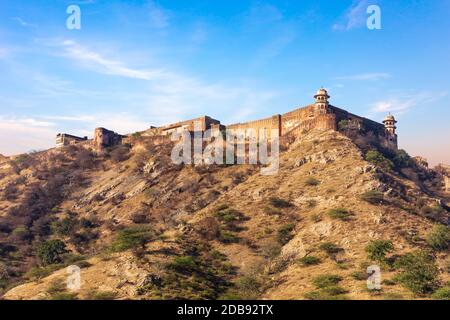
[0,130,449,300]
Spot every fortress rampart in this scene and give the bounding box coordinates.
[55,88,399,152]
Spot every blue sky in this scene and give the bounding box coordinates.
[0,0,449,165]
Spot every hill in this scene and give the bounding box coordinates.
[0,129,449,300]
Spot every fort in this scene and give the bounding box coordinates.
[55,88,398,151]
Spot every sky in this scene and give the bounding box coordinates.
[0,0,449,165]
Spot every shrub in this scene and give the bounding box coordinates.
[298,256,321,266]
[196,217,221,240]
[11,226,31,241]
[432,285,450,300]
[52,218,77,236]
[393,149,411,168]
[235,275,262,299]
[110,226,153,252]
[306,200,317,208]
[361,190,386,205]
[277,223,295,245]
[47,279,66,295]
[219,230,239,244]
[37,240,68,265]
[426,225,450,251]
[26,264,62,280]
[87,290,118,300]
[305,177,320,186]
[263,206,281,216]
[319,242,342,255]
[350,271,367,281]
[327,208,350,220]
[74,149,95,169]
[365,150,393,171]
[110,145,130,163]
[394,250,439,294]
[130,212,149,224]
[313,275,343,288]
[216,208,244,224]
[168,256,198,273]
[365,240,394,263]
[3,184,18,201]
[269,197,292,208]
[420,205,446,220]
[49,292,78,300]
[320,285,347,296]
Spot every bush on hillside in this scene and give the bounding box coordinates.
[110,226,154,252]
[365,150,393,171]
[365,240,394,263]
[394,250,439,294]
[360,190,386,205]
[37,240,68,265]
[426,225,450,251]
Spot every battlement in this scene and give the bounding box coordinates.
[55,88,399,152]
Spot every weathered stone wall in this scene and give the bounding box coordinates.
[56,133,88,148]
[227,115,281,139]
[93,128,123,150]
[160,116,221,135]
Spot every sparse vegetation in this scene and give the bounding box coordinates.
[37,240,68,265]
[86,290,118,300]
[319,242,342,255]
[277,223,295,245]
[365,150,393,171]
[269,197,292,208]
[361,190,386,205]
[110,226,154,252]
[365,240,394,264]
[305,177,320,186]
[394,250,439,295]
[167,256,198,273]
[327,208,351,220]
[298,255,321,266]
[426,225,449,251]
[432,285,450,300]
[304,274,347,300]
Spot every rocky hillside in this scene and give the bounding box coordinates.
[0,130,449,300]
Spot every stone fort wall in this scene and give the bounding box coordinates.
[55,89,398,151]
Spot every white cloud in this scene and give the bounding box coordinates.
[370,91,448,114]
[334,72,391,81]
[333,0,370,31]
[0,117,56,155]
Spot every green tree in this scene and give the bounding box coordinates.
[37,240,67,265]
[365,150,393,171]
[394,251,439,294]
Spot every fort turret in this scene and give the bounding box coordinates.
[314,87,330,114]
[382,113,398,149]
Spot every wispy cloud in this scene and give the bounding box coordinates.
[334,72,391,81]
[13,17,37,29]
[332,0,370,31]
[43,39,279,117]
[147,0,170,29]
[52,39,166,80]
[370,91,448,114]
